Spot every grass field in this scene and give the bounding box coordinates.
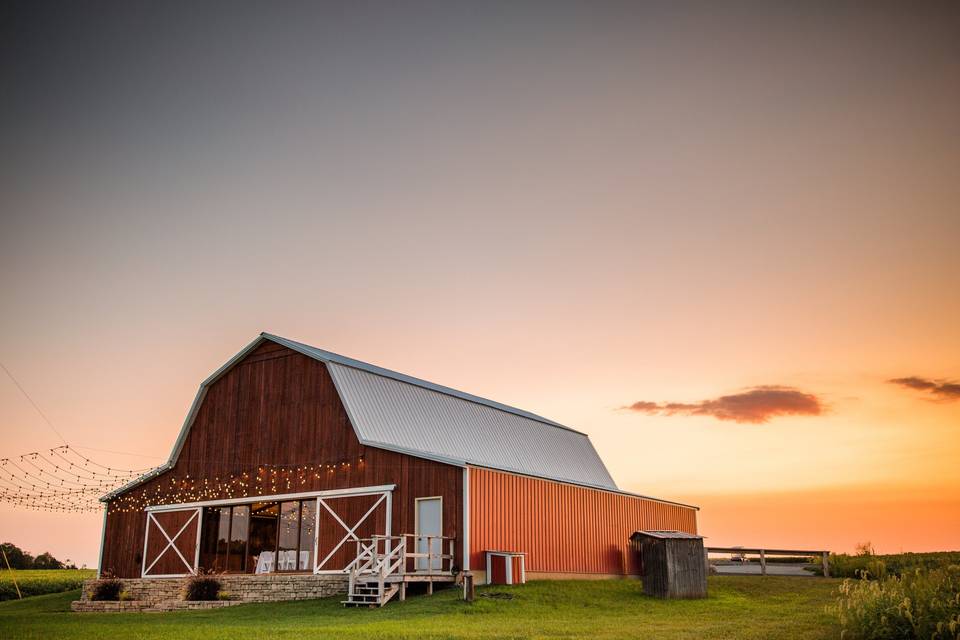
[0,570,96,601]
[0,576,840,640]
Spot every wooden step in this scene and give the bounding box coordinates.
[341,583,400,608]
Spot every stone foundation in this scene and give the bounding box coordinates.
[72,574,348,613]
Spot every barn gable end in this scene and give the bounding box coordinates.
[99,342,462,578]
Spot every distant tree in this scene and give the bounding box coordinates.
[31,552,65,570]
[855,541,876,557]
[0,542,34,569]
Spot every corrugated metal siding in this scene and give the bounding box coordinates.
[328,363,618,490]
[469,467,698,575]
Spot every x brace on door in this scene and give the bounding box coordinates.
[315,492,388,572]
[142,509,200,577]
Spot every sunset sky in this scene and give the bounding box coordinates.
[1,1,958,568]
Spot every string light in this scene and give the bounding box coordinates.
[0,445,369,514]
[0,446,159,513]
[106,456,369,514]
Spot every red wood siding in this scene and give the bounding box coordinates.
[101,342,462,577]
[469,466,697,576]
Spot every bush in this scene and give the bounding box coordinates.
[184,575,221,601]
[834,565,960,639]
[90,578,124,601]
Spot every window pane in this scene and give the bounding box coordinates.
[277,502,300,571]
[216,508,231,570]
[248,502,279,573]
[228,505,249,573]
[299,500,316,571]
[198,507,224,571]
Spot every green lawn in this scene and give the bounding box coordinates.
[0,576,840,640]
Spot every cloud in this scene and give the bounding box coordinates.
[888,376,960,400]
[622,386,824,424]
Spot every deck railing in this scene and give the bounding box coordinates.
[346,534,456,601]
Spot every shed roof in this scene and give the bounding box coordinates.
[103,333,694,506]
[631,530,704,540]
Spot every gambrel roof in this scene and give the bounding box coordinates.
[104,333,680,502]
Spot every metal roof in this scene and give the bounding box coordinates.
[631,530,704,540]
[104,332,695,500]
[326,361,618,490]
[263,334,580,433]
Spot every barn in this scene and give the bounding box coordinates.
[97,333,697,603]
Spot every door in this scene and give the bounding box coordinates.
[142,508,201,577]
[415,497,442,572]
[315,492,390,573]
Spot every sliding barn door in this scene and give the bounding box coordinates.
[314,491,390,573]
[142,509,201,577]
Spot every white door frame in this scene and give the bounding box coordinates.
[414,496,443,572]
[313,491,392,573]
[141,507,202,578]
[139,484,395,576]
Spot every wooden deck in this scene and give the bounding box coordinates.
[342,534,457,607]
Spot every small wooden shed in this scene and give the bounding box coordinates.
[630,530,707,599]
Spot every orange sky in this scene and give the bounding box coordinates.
[1,2,959,567]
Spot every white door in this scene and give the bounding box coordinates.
[415,497,442,572]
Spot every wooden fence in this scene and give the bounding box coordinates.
[705,546,830,577]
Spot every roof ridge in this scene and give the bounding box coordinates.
[261,332,589,436]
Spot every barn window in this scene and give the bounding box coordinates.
[299,500,316,570]
[196,499,318,573]
[228,505,250,572]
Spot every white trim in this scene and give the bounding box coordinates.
[140,513,151,578]
[97,504,107,578]
[312,497,321,573]
[193,507,203,572]
[385,489,393,557]
[462,467,470,572]
[144,484,396,512]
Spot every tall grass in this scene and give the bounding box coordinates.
[0,569,95,601]
[813,551,960,579]
[834,565,960,639]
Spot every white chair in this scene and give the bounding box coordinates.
[279,550,296,571]
[255,551,274,574]
[299,550,310,571]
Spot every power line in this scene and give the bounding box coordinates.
[0,360,68,446]
[71,445,164,460]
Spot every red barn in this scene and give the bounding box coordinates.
[98,333,697,602]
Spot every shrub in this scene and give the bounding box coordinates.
[90,578,124,601]
[184,575,221,601]
[834,564,960,639]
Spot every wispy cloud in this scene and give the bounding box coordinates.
[622,386,824,424]
[888,376,960,400]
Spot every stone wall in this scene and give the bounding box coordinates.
[72,574,348,613]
